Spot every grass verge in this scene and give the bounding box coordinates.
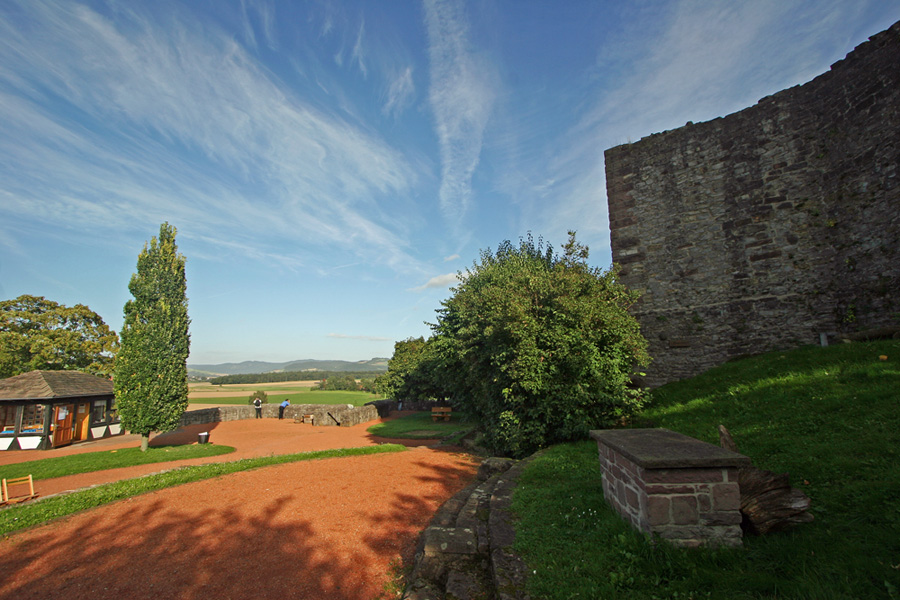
[367,411,475,440]
[0,444,235,481]
[514,340,900,599]
[0,444,406,536]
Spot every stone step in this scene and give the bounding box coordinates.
[405,456,535,600]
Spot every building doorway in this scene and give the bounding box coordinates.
[52,404,75,447]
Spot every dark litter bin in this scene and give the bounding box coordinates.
[198,432,210,444]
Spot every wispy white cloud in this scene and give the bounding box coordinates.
[410,272,459,292]
[443,253,460,262]
[319,14,334,38]
[383,67,415,118]
[423,0,496,227]
[352,19,367,77]
[0,0,423,274]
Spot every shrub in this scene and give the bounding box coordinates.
[248,390,269,404]
[431,232,649,457]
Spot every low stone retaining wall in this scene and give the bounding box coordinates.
[180,404,378,427]
[365,399,397,417]
[590,428,750,548]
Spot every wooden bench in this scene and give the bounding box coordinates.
[294,414,315,425]
[2,474,37,505]
[431,407,452,422]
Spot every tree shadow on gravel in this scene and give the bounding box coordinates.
[360,451,482,579]
[0,495,380,600]
[0,450,480,600]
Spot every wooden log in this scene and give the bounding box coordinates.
[839,325,900,342]
[718,425,814,535]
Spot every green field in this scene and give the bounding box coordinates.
[190,382,318,393]
[189,389,383,406]
[513,339,900,599]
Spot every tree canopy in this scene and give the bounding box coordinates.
[0,294,119,378]
[114,223,191,451]
[374,337,448,403]
[430,232,650,457]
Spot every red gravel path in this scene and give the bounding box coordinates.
[0,416,480,600]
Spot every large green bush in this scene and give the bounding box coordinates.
[432,233,649,457]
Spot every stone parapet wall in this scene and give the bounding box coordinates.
[180,404,378,427]
[605,21,900,386]
[591,429,749,548]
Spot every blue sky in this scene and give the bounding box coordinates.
[2,1,897,366]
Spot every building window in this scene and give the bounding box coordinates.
[92,400,107,424]
[0,404,14,434]
[109,399,118,422]
[20,404,45,434]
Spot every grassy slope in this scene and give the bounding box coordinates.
[514,340,900,599]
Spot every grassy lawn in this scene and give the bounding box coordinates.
[0,444,406,536]
[190,389,383,406]
[0,443,235,481]
[367,411,475,441]
[514,339,900,599]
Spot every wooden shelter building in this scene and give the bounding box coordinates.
[0,370,122,451]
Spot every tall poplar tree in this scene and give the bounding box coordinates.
[115,223,190,452]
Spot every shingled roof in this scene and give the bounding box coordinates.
[0,370,114,401]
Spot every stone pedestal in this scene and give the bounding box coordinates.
[590,428,751,548]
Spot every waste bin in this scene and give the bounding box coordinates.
[198,432,210,444]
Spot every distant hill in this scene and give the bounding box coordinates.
[188,358,388,377]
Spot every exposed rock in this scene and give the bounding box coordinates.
[477,457,515,481]
[404,454,538,600]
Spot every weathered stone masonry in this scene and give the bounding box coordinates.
[179,403,377,427]
[605,21,900,387]
[591,429,750,548]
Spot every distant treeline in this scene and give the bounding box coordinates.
[208,371,380,385]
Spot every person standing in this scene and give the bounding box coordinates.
[279,399,290,420]
[253,397,262,419]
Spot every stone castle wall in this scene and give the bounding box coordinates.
[605,21,900,387]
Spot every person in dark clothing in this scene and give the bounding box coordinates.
[279,399,290,419]
[253,397,262,418]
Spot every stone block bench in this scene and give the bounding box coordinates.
[590,428,751,548]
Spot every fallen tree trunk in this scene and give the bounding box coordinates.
[718,425,814,535]
[839,325,900,342]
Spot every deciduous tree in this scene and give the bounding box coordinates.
[248,390,268,404]
[114,223,191,452]
[375,337,449,404]
[0,295,118,378]
[431,232,650,457]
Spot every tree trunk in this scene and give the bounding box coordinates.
[141,433,150,453]
[718,425,814,535]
